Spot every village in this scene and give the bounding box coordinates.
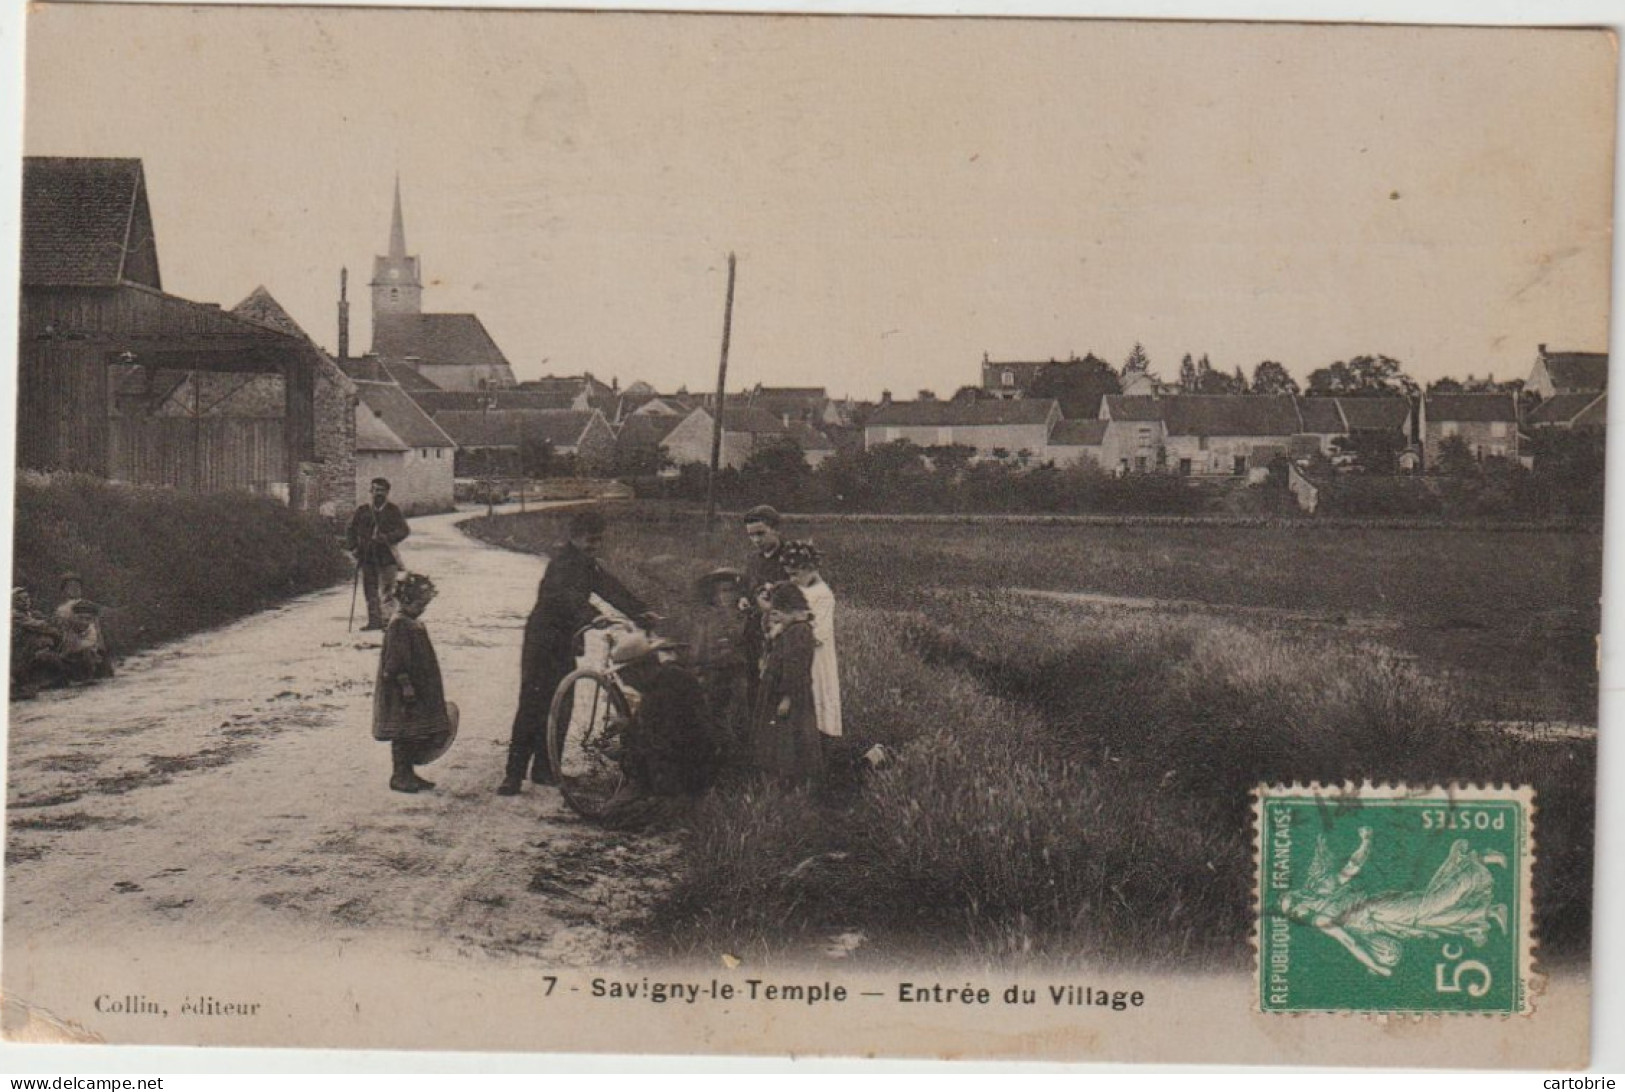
[16,158,1607,519]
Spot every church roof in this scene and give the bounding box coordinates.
[372,313,513,371]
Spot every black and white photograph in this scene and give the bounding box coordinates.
[1,0,1617,1069]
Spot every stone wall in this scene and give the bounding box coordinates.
[307,356,359,518]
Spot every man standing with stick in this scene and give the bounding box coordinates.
[345,478,411,632]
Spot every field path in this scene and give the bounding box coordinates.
[5,505,676,991]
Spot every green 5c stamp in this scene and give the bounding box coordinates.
[1256,783,1535,1015]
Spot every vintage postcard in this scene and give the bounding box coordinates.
[2,1,1615,1070]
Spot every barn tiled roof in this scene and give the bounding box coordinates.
[867,399,1059,427]
[1049,419,1109,446]
[433,409,598,449]
[1540,351,1609,393]
[1526,392,1603,427]
[372,313,512,370]
[519,376,591,396]
[1335,396,1411,431]
[1571,391,1607,429]
[230,286,314,342]
[1425,393,1519,423]
[1293,397,1346,434]
[1161,395,1301,437]
[616,413,683,449]
[342,356,441,391]
[356,381,456,450]
[1102,395,1163,422]
[22,157,159,288]
[718,406,793,434]
[412,389,578,414]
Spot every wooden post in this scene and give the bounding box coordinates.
[705,253,737,529]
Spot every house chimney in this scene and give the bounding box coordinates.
[881,389,892,406]
[919,389,936,401]
[337,267,350,361]
[1538,343,1547,356]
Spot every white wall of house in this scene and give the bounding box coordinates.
[355,447,455,514]
[1100,420,1165,472]
[663,412,757,468]
[1045,444,1104,468]
[1163,435,1289,476]
[1422,420,1517,466]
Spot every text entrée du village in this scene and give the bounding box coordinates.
[92,979,1149,1019]
[587,977,1148,1010]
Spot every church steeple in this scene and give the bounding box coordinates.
[388,176,408,261]
[371,175,422,318]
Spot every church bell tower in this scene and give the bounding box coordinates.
[370,176,422,318]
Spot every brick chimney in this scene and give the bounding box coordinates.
[337,267,350,361]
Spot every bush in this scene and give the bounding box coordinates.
[12,472,349,657]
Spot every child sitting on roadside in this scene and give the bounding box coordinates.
[373,573,459,794]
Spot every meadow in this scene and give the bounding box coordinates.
[466,504,1599,967]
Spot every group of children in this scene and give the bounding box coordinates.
[9,573,116,699]
[680,537,843,790]
[367,529,846,802]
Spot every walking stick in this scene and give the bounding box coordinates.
[348,558,362,633]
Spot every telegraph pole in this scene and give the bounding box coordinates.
[705,253,737,529]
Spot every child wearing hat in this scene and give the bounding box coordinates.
[373,573,459,794]
[751,581,823,786]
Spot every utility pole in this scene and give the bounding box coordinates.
[705,252,737,529]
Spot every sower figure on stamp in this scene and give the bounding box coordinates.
[498,508,655,796]
[739,504,787,713]
[345,478,411,631]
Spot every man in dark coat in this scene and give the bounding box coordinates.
[739,504,787,712]
[345,478,411,631]
[498,509,653,796]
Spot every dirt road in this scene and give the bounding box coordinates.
[5,507,677,987]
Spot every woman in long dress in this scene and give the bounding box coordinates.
[780,541,841,743]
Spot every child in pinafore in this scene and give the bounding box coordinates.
[751,581,823,786]
[373,574,460,794]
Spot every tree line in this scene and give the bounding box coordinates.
[981,345,1536,419]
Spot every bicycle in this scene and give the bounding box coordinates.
[545,617,649,820]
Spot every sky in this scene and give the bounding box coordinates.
[20,5,1618,400]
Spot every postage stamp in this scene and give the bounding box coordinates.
[1256,784,1536,1016]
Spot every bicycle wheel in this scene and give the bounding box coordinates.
[547,668,633,819]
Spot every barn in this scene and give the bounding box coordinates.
[19,158,322,504]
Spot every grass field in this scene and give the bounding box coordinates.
[466,503,1599,967]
